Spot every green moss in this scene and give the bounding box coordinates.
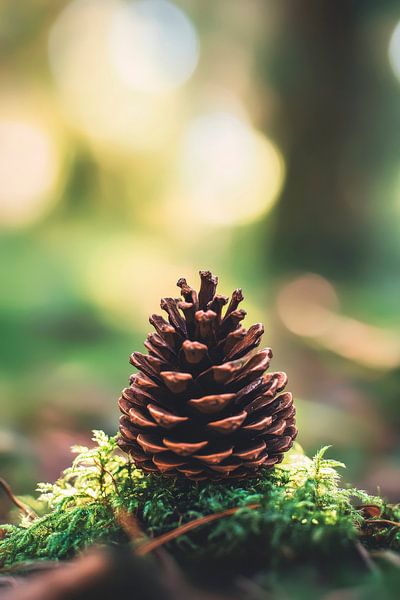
[0,432,398,569]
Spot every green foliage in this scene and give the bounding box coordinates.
[36,430,144,511]
[0,433,398,570]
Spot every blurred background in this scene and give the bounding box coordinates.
[1,0,400,516]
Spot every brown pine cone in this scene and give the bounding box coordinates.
[118,271,297,481]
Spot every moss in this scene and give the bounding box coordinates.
[0,432,399,570]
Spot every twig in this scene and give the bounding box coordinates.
[0,477,37,521]
[364,518,400,528]
[93,459,120,497]
[136,503,260,556]
[116,509,206,598]
[370,550,400,568]
[354,541,377,573]
[117,509,147,545]
[0,560,61,575]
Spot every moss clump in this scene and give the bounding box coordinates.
[0,432,399,570]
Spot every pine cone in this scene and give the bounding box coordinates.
[118,271,297,481]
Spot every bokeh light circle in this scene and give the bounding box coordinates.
[178,112,285,226]
[0,120,59,227]
[109,0,199,93]
[388,20,400,81]
[48,0,184,149]
[277,274,339,337]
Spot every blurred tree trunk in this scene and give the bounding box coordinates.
[263,0,400,280]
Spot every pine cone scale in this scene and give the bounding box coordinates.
[188,393,236,414]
